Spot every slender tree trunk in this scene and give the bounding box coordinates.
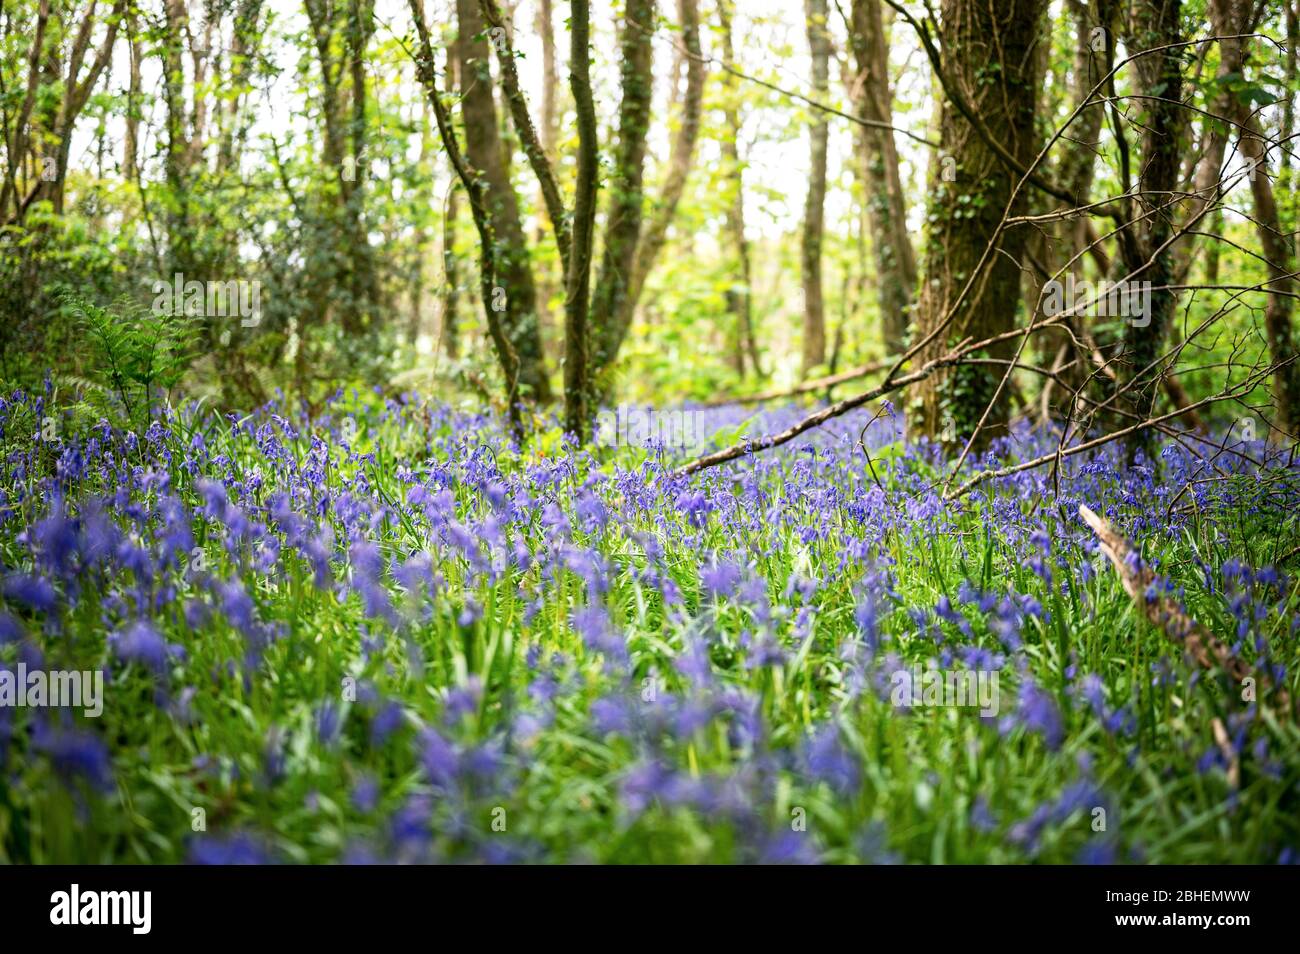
[344,0,378,332]
[718,0,760,378]
[1117,0,1186,463]
[537,0,560,160]
[1027,0,1107,408]
[39,1,122,216]
[1246,139,1300,438]
[453,0,551,402]
[0,0,49,223]
[1208,0,1298,437]
[189,10,214,171]
[532,0,561,355]
[564,0,601,436]
[1283,0,1297,183]
[620,0,705,328]
[589,0,656,379]
[799,0,830,378]
[162,0,194,275]
[217,1,265,174]
[717,2,759,382]
[846,0,916,354]
[124,11,141,181]
[442,185,462,359]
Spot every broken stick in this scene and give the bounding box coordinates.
[1078,504,1292,720]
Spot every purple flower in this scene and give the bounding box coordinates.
[113,620,171,673]
[33,507,79,575]
[759,830,819,864]
[970,795,998,833]
[803,724,860,795]
[190,832,271,865]
[700,559,742,601]
[34,725,113,791]
[0,611,23,645]
[418,727,459,787]
[316,701,342,745]
[352,775,380,813]
[4,574,57,614]
[371,701,404,745]
[1005,680,1064,751]
[620,758,675,815]
[590,695,633,735]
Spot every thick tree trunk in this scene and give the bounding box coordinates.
[910,0,1045,445]
[799,0,830,378]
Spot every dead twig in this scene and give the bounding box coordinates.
[1078,504,1292,720]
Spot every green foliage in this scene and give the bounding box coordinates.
[62,294,198,429]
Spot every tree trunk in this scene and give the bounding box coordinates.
[442,177,462,359]
[532,0,561,354]
[718,0,760,378]
[1208,0,1299,437]
[453,0,551,402]
[124,10,141,181]
[0,0,49,223]
[910,0,1045,445]
[590,0,656,378]
[1028,0,1110,412]
[846,0,916,354]
[343,0,379,333]
[563,0,601,436]
[1116,0,1187,463]
[620,0,705,329]
[162,0,194,275]
[799,0,830,378]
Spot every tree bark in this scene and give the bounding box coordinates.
[442,178,461,359]
[162,0,194,275]
[1208,0,1299,437]
[846,0,916,354]
[589,0,656,379]
[0,0,50,222]
[1116,0,1187,463]
[717,0,760,378]
[124,9,141,181]
[564,0,601,436]
[452,0,551,402]
[799,0,830,378]
[910,0,1046,445]
[621,0,705,330]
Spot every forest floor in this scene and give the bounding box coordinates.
[1,388,1297,863]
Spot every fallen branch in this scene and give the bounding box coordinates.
[671,349,967,477]
[702,356,894,407]
[1079,504,1292,720]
